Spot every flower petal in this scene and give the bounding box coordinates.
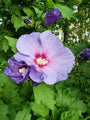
[14,52,32,65]
[42,67,57,85]
[42,67,68,85]
[44,8,62,26]
[22,68,30,82]
[57,72,68,81]
[48,47,75,73]
[10,77,23,84]
[16,32,42,58]
[29,66,46,83]
[40,30,63,58]
[4,66,21,77]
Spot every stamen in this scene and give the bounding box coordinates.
[35,57,48,67]
[19,67,26,73]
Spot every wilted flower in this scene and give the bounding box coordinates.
[4,58,30,84]
[80,48,90,61]
[44,8,62,26]
[14,30,75,85]
[24,19,32,24]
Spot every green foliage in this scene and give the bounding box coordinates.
[60,109,82,120]
[54,4,75,20]
[0,0,90,120]
[11,14,25,32]
[0,101,9,120]
[4,36,17,53]
[30,102,49,117]
[15,104,31,120]
[23,7,34,16]
[33,83,55,110]
[1,38,9,52]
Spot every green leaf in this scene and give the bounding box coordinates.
[46,0,54,6]
[33,83,55,110]
[30,102,49,117]
[64,42,87,55]
[54,4,75,20]
[23,7,34,16]
[1,38,9,52]
[60,109,82,120]
[70,100,87,113]
[56,89,75,108]
[10,5,21,16]
[0,70,24,109]
[11,14,25,31]
[4,36,17,53]
[37,118,46,120]
[0,104,9,120]
[15,104,31,120]
[33,7,42,17]
[8,106,16,120]
[2,0,11,7]
[80,63,90,74]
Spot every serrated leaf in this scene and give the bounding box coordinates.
[54,4,75,20]
[33,7,42,17]
[4,36,17,53]
[0,104,9,120]
[70,100,87,113]
[23,7,34,16]
[60,109,82,120]
[10,5,21,16]
[0,70,24,109]
[11,14,25,31]
[33,83,55,110]
[56,89,75,107]
[15,104,31,120]
[30,102,49,117]
[1,38,9,52]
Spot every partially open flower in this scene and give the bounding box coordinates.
[14,30,75,85]
[4,58,30,84]
[44,8,62,26]
[80,48,90,61]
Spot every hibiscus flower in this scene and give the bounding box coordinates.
[44,8,62,26]
[4,58,30,84]
[14,30,75,85]
[80,48,90,61]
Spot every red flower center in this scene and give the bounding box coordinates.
[34,54,48,67]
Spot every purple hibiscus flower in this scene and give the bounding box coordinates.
[4,58,30,84]
[44,8,62,26]
[14,30,75,85]
[80,48,90,61]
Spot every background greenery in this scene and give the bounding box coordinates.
[0,0,90,120]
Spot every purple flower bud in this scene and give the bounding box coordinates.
[80,48,90,61]
[44,8,62,26]
[24,19,32,24]
[29,15,33,19]
[32,81,38,86]
[4,58,30,84]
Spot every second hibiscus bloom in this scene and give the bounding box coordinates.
[5,30,75,85]
[44,8,62,26]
